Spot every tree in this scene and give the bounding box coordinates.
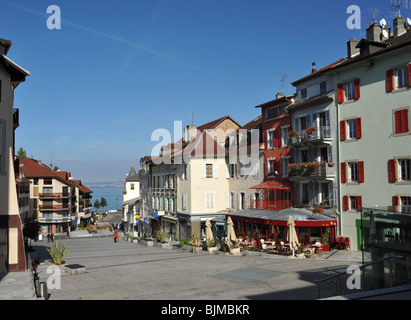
[18,147,27,160]
[100,197,107,211]
[94,199,101,211]
[23,218,41,249]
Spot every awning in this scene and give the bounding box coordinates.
[250,180,291,190]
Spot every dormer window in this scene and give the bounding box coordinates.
[301,88,307,100]
[320,81,327,95]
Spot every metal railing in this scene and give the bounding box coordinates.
[314,255,404,299]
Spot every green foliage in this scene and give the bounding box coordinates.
[23,218,41,241]
[188,233,199,246]
[179,239,190,246]
[322,227,330,246]
[100,197,107,209]
[207,238,216,247]
[94,199,101,210]
[47,241,69,265]
[156,228,168,243]
[17,147,27,160]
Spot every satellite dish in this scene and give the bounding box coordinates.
[383,29,389,38]
[380,18,387,27]
[406,17,411,26]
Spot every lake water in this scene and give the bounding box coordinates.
[89,186,124,211]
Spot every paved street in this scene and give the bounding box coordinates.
[30,237,363,300]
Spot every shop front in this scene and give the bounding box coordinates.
[228,208,337,251]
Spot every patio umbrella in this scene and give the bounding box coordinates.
[226,216,237,242]
[287,216,299,255]
[205,219,213,240]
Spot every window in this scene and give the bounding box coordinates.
[267,130,275,149]
[341,161,364,183]
[394,109,409,134]
[301,88,307,100]
[44,178,52,185]
[343,195,363,211]
[206,164,213,178]
[340,118,362,141]
[348,162,358,182]
[205,192,215,210]
[240,192,246,210]
[387,65,411,92]
[396,66,409,88]
[282,157,290,177]
[43,187,53,194]
[401,196,411,205]
[399,159,411,181]
[131,183,134,190]
[267,159,275,175]
[266,105,286,120]
[182,193,187,210]
[337,79,360,103]
[281,126,290,146]
[320,81,327,95]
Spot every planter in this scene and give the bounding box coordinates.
[155,242,170,248]
[321,245,330,252]
[133,239,138,244]
[296,253,305,258]
[207,247,218,254]
[128,238,132,242]
[140,240,153,246]
[229,247,241,254]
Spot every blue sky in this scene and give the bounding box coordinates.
[0,0,405,183]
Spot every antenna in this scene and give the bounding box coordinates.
[369,7,380,21]
[191,113,194,125]
[276,72,288,90]
[391,0,411,17]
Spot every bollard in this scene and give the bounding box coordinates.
[37,282,48,300]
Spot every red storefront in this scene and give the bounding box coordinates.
[228,208,337,251]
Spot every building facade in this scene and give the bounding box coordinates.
[0,37,30,272]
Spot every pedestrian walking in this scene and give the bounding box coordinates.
[51,233,54,242]
[47,233,50,242]
[114,232,119,243]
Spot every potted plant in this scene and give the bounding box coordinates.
[296,246,305,258]
[305,126,317,135]
[312,207,325,214]
[47,241,69,266]
[288,130,298,138]
[229,240,241,254]
[290,163,301,171]
[207,238,217,253]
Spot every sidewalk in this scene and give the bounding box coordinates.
[0,243,362,300]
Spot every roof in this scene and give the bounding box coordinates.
[255,94,295,109]
[125,167,139,181]
[197,115,241,132]
[0,53,30,87]
[250,180,291,190]
[291,58,347,86]
[240,115,262,130]
[19,158,73,186]
[228,208,337,226]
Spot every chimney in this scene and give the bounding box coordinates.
[393,15,406,37]
[276,92,284,99]
[184,125,197,144]
[0,38,12,55]
[366,20,382,42]
[311,62,316,73]
[347,37,360,58]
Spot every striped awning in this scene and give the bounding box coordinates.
[250,180,291,190]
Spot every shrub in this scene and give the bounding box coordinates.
[207,239,216,247]
[47,241,69,265]
[156,228,168,243]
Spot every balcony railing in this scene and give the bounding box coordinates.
[290,126,332,146]
[39,204,70,211]
[39,193,70,199]
[288,161,335,179]
[250,199,292,211]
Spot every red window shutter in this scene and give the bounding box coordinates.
[389,159,397,182]
[343,196,349,211]
[354,79,361,99]
[386,69,394,92]
[356,118,362,139]
[358,161,365,183]
[395,110,402,134]
[357,196,363,211]
[337,83,344,103]
[340,120,346,141]
[408,64,411,88]
[402,109,409,133]
[393,196,399,206]
[341,162,347,183]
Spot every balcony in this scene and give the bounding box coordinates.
[39,204,70,211]
[290,126,332,147]
[250,199,292,211]
[288,161,336,180]
[39,193,70,199]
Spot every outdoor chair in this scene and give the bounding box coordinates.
[305,247,315,258]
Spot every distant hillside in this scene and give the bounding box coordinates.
[85,181,123,188]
